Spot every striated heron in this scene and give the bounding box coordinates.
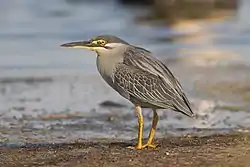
[61,35,194,150]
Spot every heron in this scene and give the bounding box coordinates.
[60,35,194,150]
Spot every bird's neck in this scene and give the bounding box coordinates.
[96,53,123,85]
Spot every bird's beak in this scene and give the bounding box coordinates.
[60,41,99,50]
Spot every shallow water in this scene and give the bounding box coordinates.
[1,0,250,144]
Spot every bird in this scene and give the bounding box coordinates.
[60,35,194,150]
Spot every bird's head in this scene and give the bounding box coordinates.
[60,35,129,55]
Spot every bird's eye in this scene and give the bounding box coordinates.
[97,40,106,46]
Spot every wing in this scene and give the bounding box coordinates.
[115,46,194,117]
[113,64,174,109]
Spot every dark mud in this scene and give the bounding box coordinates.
[1,132,250,167]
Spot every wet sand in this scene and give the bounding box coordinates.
[1,132,250,167]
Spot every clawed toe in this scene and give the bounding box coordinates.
[126,143,158,150]
[126,146,137,150]
[142,143,158,149]
[126,143,157,150]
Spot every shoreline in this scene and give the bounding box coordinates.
[1,132,250,167]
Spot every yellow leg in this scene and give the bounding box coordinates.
[135,105,144,150]
[127,105,144,150]
[142,109,158,149]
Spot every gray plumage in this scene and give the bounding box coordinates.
[95,36,193,117]
[114,47,193,117]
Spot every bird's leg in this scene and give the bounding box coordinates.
[127,105,144,150]
[135,105,144,149]
[142,109,158,149]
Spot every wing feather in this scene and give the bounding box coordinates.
[114,46,194,117]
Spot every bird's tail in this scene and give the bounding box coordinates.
[173,96,194,117]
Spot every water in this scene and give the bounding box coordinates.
[1,0,250,145]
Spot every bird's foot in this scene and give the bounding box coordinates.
[142,143,158,149]
[126,143,158,150]
[126,145,143,150]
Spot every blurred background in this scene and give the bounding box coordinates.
[0,0,250,145]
